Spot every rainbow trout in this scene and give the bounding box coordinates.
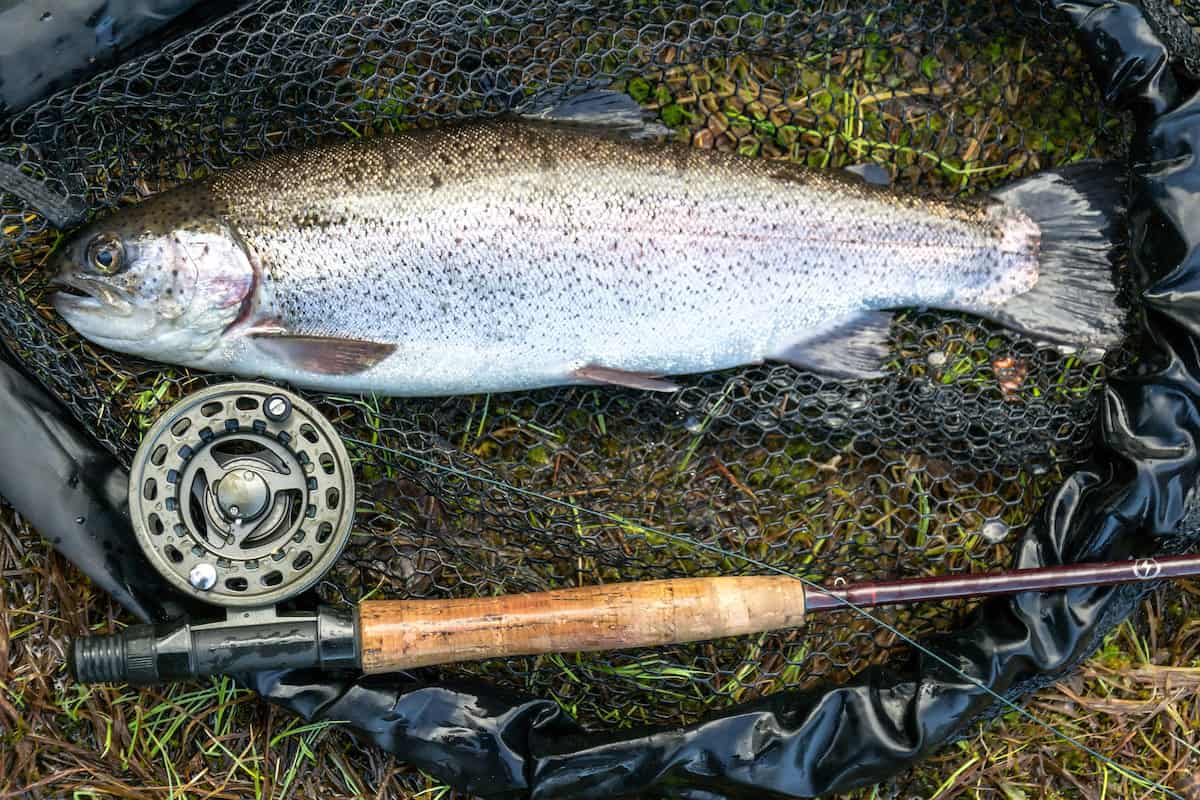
[50,91,1124,396]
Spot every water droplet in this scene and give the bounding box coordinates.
[845,391,868,411]
[826,415,846,429]
[684,415,704,434]
[40,11,53,22]
[75,516,85,524]
[927,351,947,368]
[981,520,1010,543]
[1031,462,1049,476]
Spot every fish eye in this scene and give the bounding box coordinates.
[85,234,125,275]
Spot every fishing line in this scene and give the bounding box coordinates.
[344,436,1185,800]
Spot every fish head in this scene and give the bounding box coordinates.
[50,191,256,364]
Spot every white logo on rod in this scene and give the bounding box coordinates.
[1133,558,1162,580]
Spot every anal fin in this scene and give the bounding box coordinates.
[772,311,894,380]
[250,334,397,376]
[573,365,680,392]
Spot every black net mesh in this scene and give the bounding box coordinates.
[0,0,1131,730]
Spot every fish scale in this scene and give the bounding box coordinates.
[50,94,1124,396]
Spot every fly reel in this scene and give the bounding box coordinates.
[129,382,355,607]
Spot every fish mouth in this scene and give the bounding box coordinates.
[51,275,134,316]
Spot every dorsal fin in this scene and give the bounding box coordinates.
[843,162,893,187]
[518,87,670,140]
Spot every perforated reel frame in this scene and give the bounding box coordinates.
[129,382,355,607]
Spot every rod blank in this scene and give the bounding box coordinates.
[805,553,1199,612]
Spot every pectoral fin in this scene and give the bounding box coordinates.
[250,334,397,376]
[573,365,680,392]
[771,312,895,380]
[242,317,289,336]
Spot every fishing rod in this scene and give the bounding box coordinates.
[68,382,1199,686]
[71,551,1200,684]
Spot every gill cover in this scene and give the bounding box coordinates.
[50,189,255,364]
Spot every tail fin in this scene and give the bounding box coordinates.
[983,161,1127,351]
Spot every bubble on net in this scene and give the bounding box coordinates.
[0,0,1129,728]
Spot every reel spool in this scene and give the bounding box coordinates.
[129,382,355,607]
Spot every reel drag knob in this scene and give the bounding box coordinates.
[215,469,270,521]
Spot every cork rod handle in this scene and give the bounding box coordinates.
[357,576,808,673]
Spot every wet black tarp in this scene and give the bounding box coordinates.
[0,0,249,117]
[2,1,1199,797]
